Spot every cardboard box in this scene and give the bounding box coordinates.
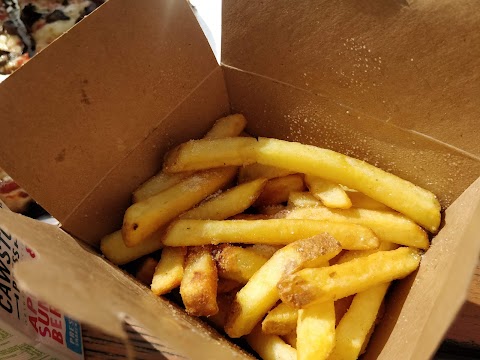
[0,0,479,358]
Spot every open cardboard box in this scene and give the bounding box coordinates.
[0,0,479,358]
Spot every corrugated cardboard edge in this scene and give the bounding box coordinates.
[2,209,252,360]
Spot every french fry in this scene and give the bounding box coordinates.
[246,325,297,360]
[288,192,323,208]
[254,174,305,207]
[297,300,336,360]
[283,331,297,348]
[257,205,287,216]
[278,247,421,308]
[135,257,158,286]
[254,138,441,232]
[334,296,354,326]
[151,247,186,295]
[304,175,351,209]
[164,137,441,232]
[248,244,284,259]
[122,167,237,247]
[217,278,241,294]
[133,114,246,202]
[162,219,379,250]
[181,178,267,220]
[213,245,268,284]
[225,234,341,338]
[207,293,233,329]
[281,207,429,249]
[228,213,272,220]
[238,163,295,183]
[262,302,297,335]
[163,137,258,173]
[327,283,390,360]
[100,229,164,265]
[336,241,399,264]
[180,246,218,316]
[346,191,391,211]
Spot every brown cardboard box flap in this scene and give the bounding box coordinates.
[0,0,218,243]
[222,0,480,158]
[3,208,252,360]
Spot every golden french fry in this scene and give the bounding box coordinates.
[282,331,297,349]
[297,300,336,360]
[346,191,391,211]
[281,207,429,249]
[279,247,421,308]
[162,219,379,250]
[262,302,297,336]
[203,114,247,140]
[225,234,341,338]
[248,244,284,259]
[180,246,218,316]
[100,229,164,265]
[217,278,242,294]
[254,174,305,207]
[327,283,390,360]
[305,175,351,209]
[213,245,268,284]
[122,167,237,247]
[238,163,295,183]
[133,114,246,202]
[246,325,297,360]
[163,137,257,173]
[254,138,441,232]
[135,257,158,286]
[288,192,323,208]
[336,241,399,264]
[334,296,354,326]
[151,247,186,295]
[181,178,266,220]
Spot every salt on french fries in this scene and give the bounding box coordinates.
[288,192,323,208]
[297,300,336,360]
[122,167,237,247]
[181,178,267,220]
[254,174,305,207]
[100,229,164,265]
[304,175,351,209]
[248,244,284,259]
[238,163,295,183]
[225,234,341,338]
[213,245,268,284]
[334,296,354,326]
[327,283,390,360]
[279,247,421,308]
[262,302,298,335]
[217,278,241,294]
[151,247,186,295]
[135,257,158,286]
[180,246,218,316]
[283,331,297,349]
[281,207,429,249]
[246,325,297,360]
[162,219,379,250]
[163,137,441,232]
[346,191,391,211]
[133,114,246,202]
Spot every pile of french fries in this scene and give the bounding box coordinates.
[100,114,441,360]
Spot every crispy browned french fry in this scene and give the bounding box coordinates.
[278,247,421,308]
[135,257,158,286]
[133,114,246,202]
[217,278,242,294]
[123,167,237,247]
[181,178,266,220]
[327,283,390,360]
[297,300,336,360]
[281,207,429,249]
[305,175,351,209]
[283,331,297,349]
[225,234,341,338]
[246,325,297,360]
[254,174,305,207]
[100,229,164,265]
[213,245,268,284]
[248,244,284,259]
[162,219,379,250]
[151,247,186,295]
[262,302,297,335]
[238,163,295,183]
[180,246,218,316]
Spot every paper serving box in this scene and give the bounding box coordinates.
[0,0,479,359]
